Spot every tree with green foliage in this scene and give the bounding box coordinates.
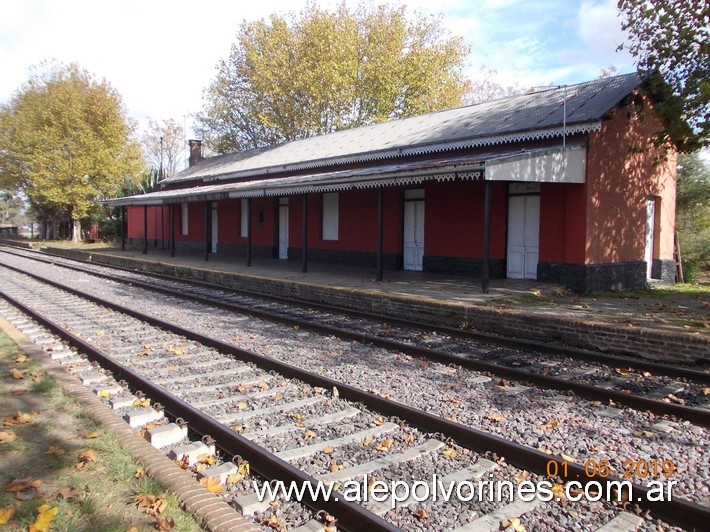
[198,1,472,153]
[676,152,709,281]
[0,62,143,241]
[617,0,708,149]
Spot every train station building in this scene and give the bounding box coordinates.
[106,73,678,293]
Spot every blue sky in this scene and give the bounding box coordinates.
[0,0,635,137]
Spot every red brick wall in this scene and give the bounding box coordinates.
[426,180,507,259]
[585,92,677,264]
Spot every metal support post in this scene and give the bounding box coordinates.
[302,194,308,273]
[376,188,384,282]
[482,180,492,293]
[143,205,148,254]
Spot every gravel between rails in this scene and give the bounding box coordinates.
[0,252,707,529]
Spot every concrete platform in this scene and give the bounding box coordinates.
[81,246,557,305]
[38,245,710,364]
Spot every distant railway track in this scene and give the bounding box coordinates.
[2,245,709,426]
[0,247,709,530]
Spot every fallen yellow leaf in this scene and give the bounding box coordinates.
[0,504,15,525]
[374,417,385,426]
[266,515,284,530]
[15,355,28,365]
[362,436,375,446]
[29,503,57,532]
[0,430,17,444]
[303,430,317,441]
[136,493,167,516]
[99,390,110,398]
[46,446,64,455]
[9,369,25,380]
[551,483,566,500]
[199,476,223,494]
[322,446,335,455]
[541,419,559,431]
[197,454,216,465]
[441,448,458,459]
[413,507,429,520]
[375,439,394,452]
[56,487,81,500]
[6,478,42,501]
[487,412,506,423]
[3,411,39,426]
[83,431,102,439]
[78,449,97,462]
[501,517,525,532]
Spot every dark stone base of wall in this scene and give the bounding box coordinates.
[424,256,505,277]
[215,243,276,259]
[538,261,647,293]
[288,248,400,270]
[652,259,676,284]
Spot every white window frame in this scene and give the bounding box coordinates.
[240,199,248,238]
[322,192,339,241]
[181,203,189,236]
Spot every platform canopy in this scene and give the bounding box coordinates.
[105,144,589,207]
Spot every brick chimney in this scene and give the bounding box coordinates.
[188,139,203,167]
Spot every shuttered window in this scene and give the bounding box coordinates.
[240,199,248,238]
[322,193,339,241]
[181,203,189,235]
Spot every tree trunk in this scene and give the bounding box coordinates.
[72,219,81,243]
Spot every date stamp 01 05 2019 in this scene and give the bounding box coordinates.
[547,458,678,502]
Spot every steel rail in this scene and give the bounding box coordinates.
[0,291,398,532]
[2,244,708,383]
[1,264,708,529]
[2,251,707,426]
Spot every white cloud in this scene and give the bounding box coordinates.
[0,0,640,139]
[570,0,634,73]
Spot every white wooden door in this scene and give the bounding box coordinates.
[645,199,655,278]
[278,205,289,259]
[507,195,540,279]
[211,203,218,253]
[403,192,425,271]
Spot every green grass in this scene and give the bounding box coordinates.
[0,332,204,531]
[590,282,709,300]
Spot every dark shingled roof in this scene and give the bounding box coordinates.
[166,72,641,185]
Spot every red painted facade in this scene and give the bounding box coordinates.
[122,79,678,292]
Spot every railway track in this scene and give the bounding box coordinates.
[2,246,709,423]
[0,249,708,530]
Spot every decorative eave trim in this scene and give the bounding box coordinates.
[230,168,483,199]
[168,122,602,185]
